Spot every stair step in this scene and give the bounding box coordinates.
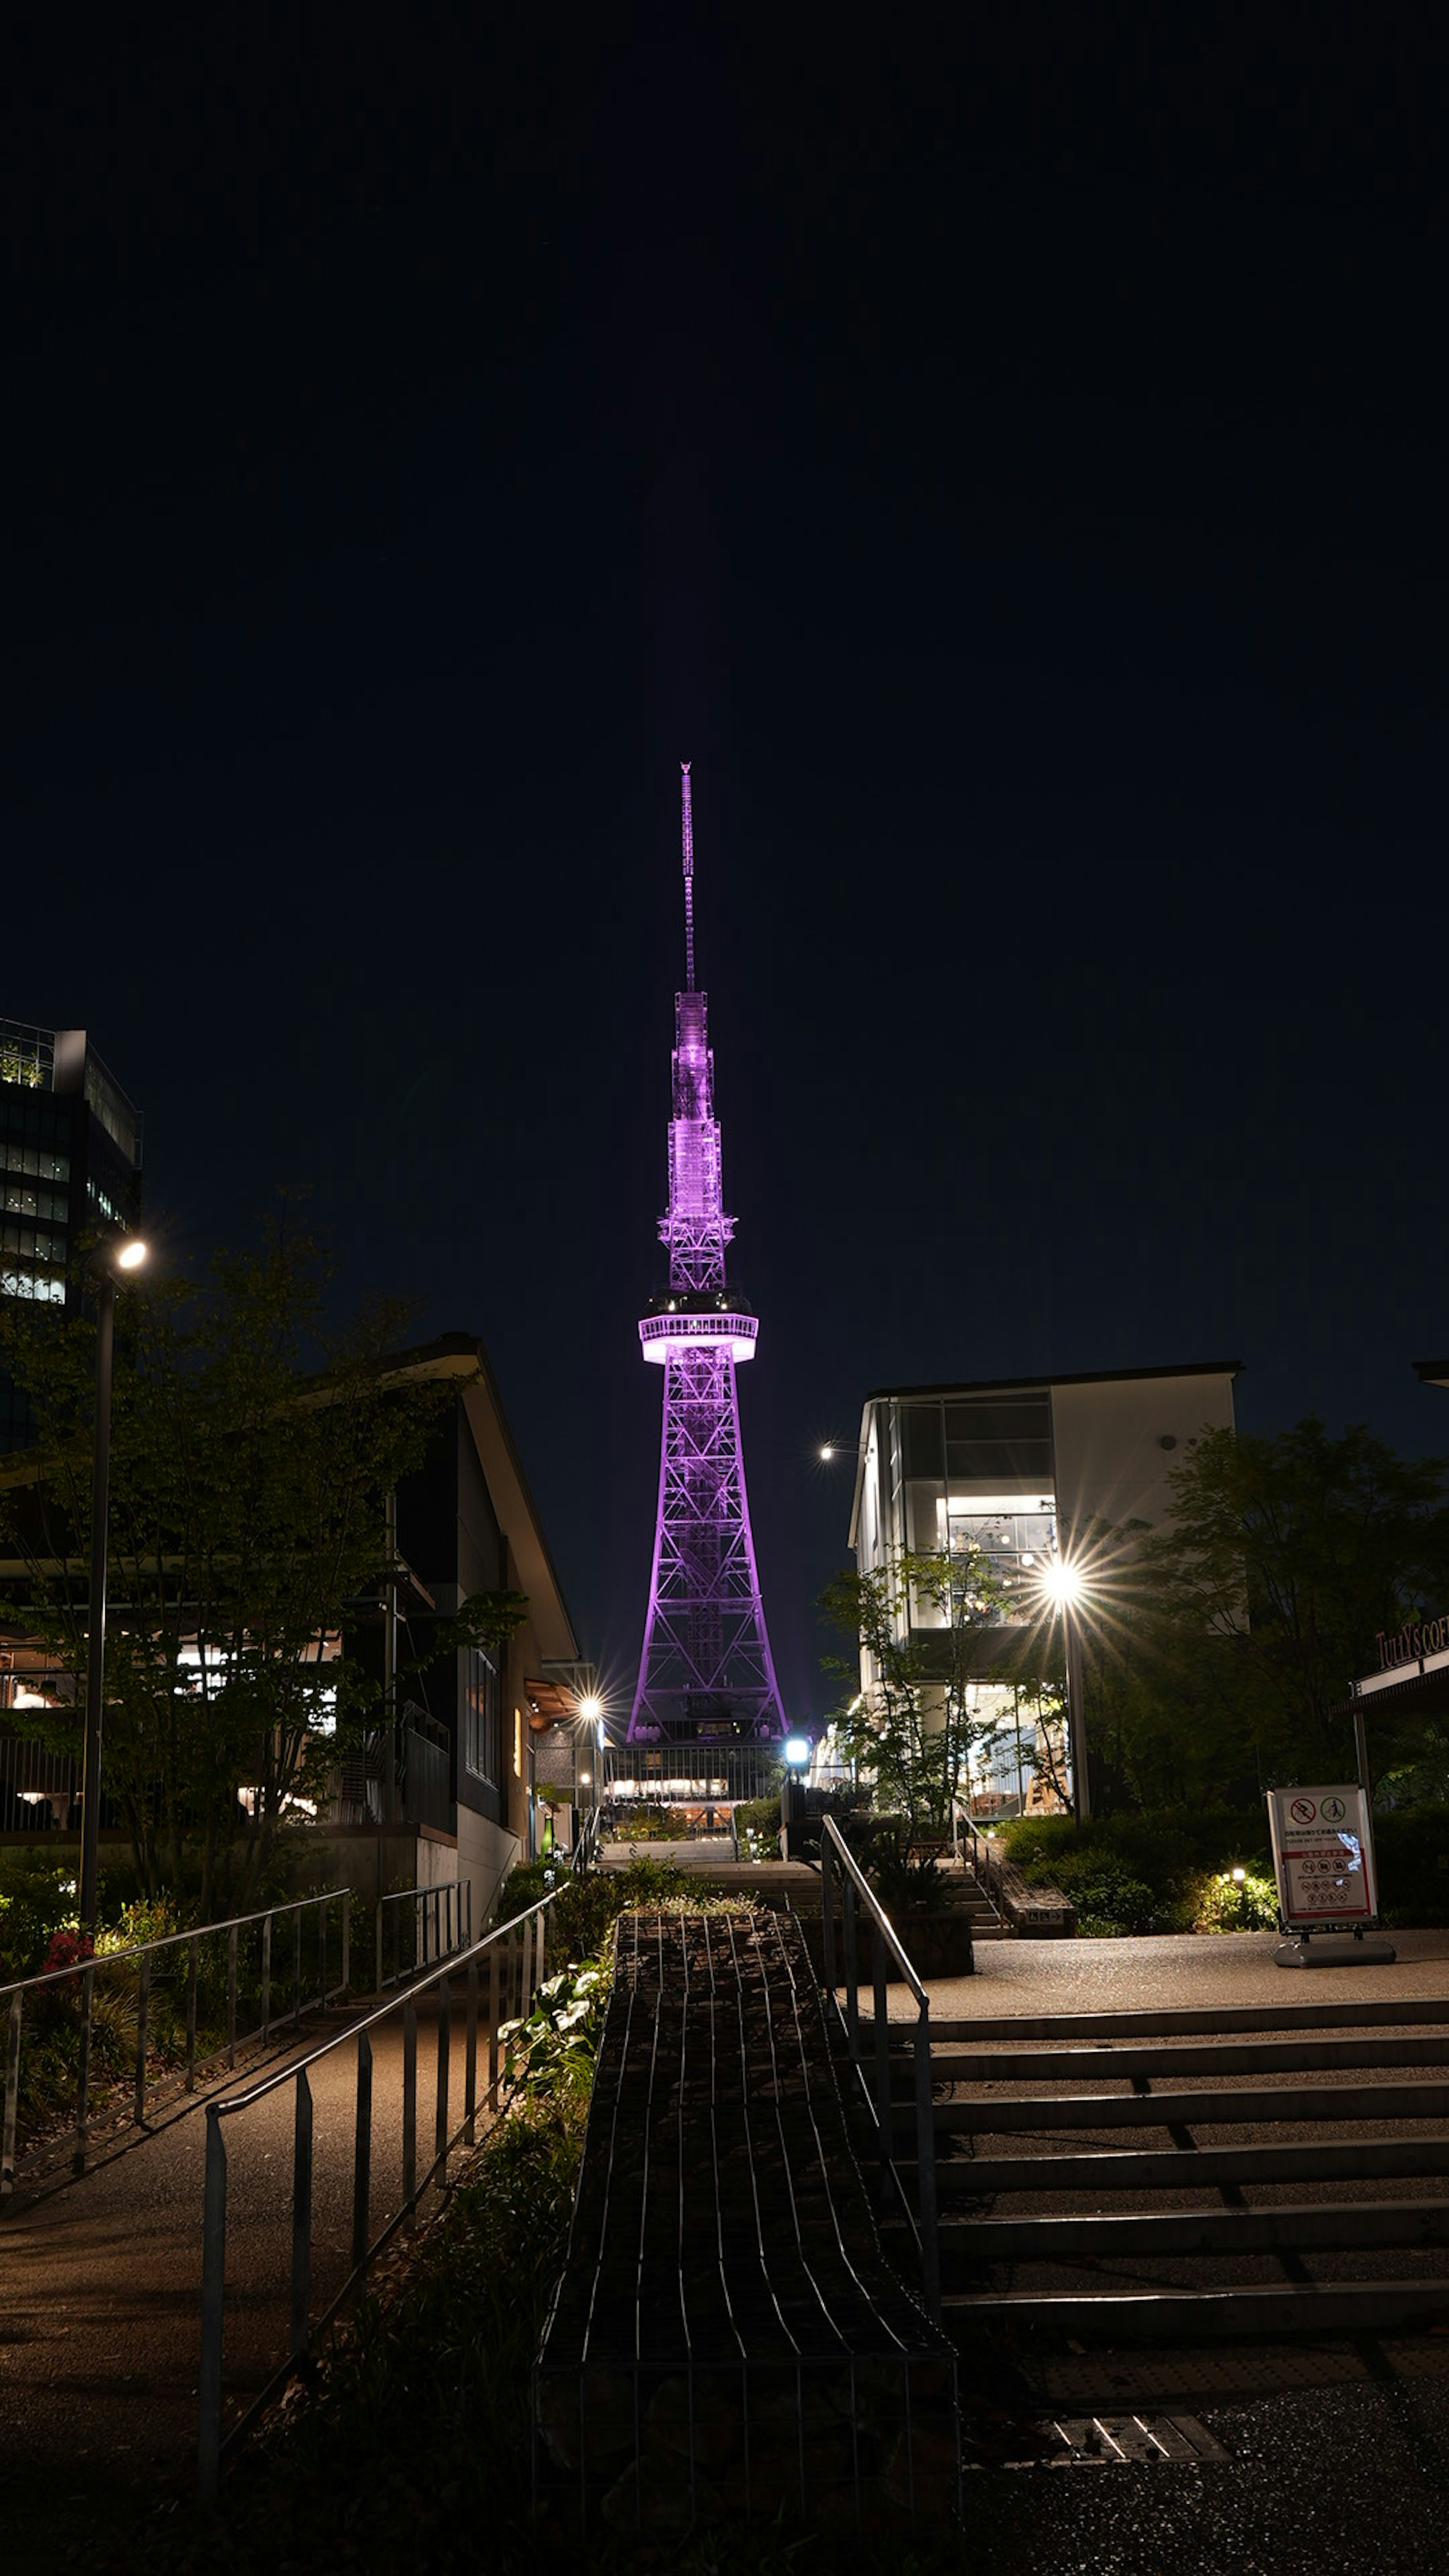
[943,2279,1449,2339]
[916,2034,1449,2085]
[886,2197,1449,2261]
[902,2080,1449,2132]
[875,1999,1449,2047]
[904,2135,1449,2194]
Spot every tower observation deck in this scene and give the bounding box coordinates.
[627,766,786,1751]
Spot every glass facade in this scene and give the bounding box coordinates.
[462,1646,503,1787]
[0,1019,143,1450]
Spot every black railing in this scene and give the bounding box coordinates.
[197,1884,563,2494]
[818,1816,940,2318]
[2,1887,351,2199]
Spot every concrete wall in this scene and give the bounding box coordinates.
[456,1799,522,1933]
[1049,1369,1238,1539]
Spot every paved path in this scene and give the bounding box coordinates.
[872,1923,1449,2018]
[0,1985,499,2489]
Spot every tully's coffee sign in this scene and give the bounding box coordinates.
[1377,1615,1449,1672]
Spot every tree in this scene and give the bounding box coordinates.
[1135,1418,1449,1791]
[819,1544,1012,1830]
[0,1215,525,1914]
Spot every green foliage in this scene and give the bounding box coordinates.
[819,1547,1013,1829]
[1115,1418,1449,1798]
[733,1796,782,1838]
[1195,1869,1280,1932]
[0,1853,84,1981]
[868,1843,954,1914]
[1371,1807,1449,1927]
[604,1799,692,1839]
[490,1852,711,1963]
[499,1955,609,2099]
[998,1807,1280,1936]
[0,1210,505,1916]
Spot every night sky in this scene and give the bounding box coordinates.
[5,18,1446,1719]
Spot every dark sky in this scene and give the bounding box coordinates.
[4,15,1446,1718]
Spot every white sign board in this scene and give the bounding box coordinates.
[1266,1784,1379,1932]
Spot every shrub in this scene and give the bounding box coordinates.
[489,1854,706,1963]
[498,1955,609,2101]
[1191,1869,1279,1932]
[997,1807,1278,1937]
[603,1801,692,1841]
[732,1796,781,1838]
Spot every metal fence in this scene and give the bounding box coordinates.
[818,1816,940,2318]
[2,1886,351,2200]
[197,1883,562,2494]
[0,1725,80,1830]
[374,1876,472,1990]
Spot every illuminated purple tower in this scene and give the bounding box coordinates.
[628,765,786,1747]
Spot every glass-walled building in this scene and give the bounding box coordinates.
[0,1019,143,1451]
[845,1363,1240,1814]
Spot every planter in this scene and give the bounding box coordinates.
[796,1905,975,1982]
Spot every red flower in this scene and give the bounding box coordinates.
[43,1929,95,1977]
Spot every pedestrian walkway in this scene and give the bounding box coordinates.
[0,1989,484,2486]
[872,1924,1449,2019]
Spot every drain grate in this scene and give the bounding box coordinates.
[971,2412,1227,2468]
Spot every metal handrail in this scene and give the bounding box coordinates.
[818,1816,940,2318]
[197,1881,563,2496]
[2,1885,351,2201]
[374,1877,472,1991]
[954,1806,1006,1925]
[573,1803,602,1875]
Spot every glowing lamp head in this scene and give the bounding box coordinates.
[1232,1866,1246,1884]
[115,1238,148,1273]
[578,1694,604,1725]
[1039,1559,1084,1609]
[818,1444,835,1462]
[783,1735,811,1769]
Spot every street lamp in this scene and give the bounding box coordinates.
[575,1690,606,1809]
[77,1235,148,1936]
[1036,1556,1090,1824]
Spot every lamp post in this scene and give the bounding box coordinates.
[77,1236,148,1937]
[1038,1557,1090,1824]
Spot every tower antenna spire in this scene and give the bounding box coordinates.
[629,762,785,1765]
[680,759,696,991]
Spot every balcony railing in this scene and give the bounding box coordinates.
[329,1713,455,1836]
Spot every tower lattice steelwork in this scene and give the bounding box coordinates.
[628,765,785,1747]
